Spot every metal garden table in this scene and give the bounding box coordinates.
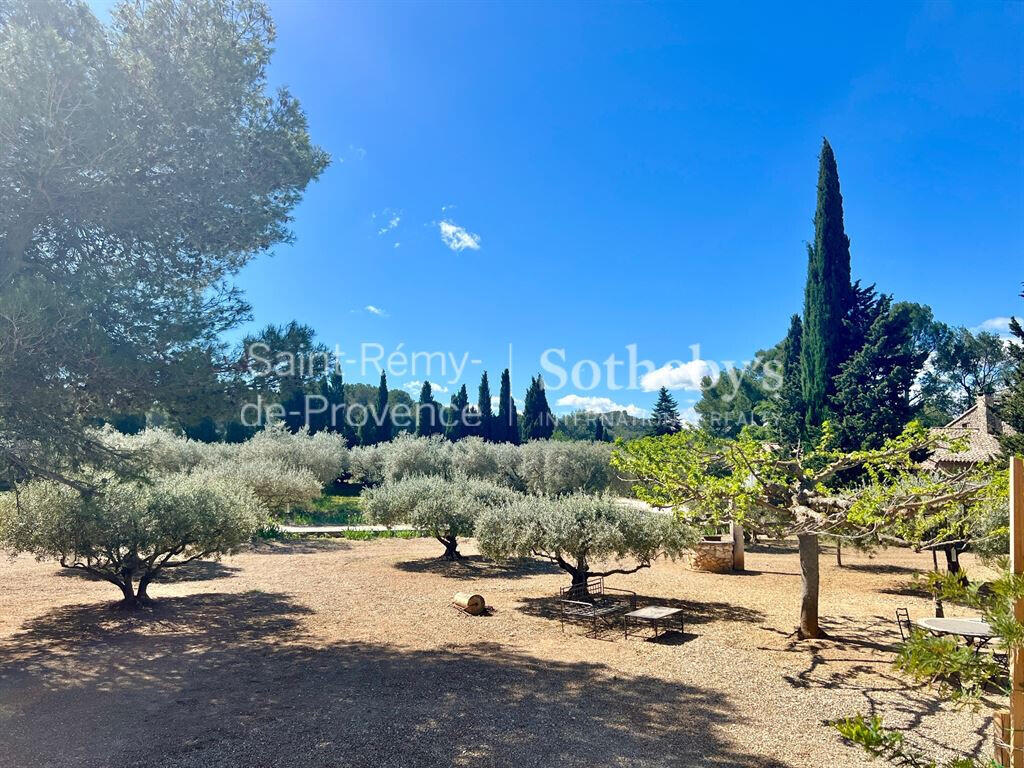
[624,606,685,640]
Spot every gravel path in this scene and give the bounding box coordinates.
[0,539,1000,768]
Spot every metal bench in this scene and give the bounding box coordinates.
[558,576,637,637]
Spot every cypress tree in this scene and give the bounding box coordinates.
[522,375,555,440]
[416,381,441,437]
[476,371,493,441]
[594,417,606,442]
[446,384,470,441]
[800,138,853,433]
[775,315,805,449]
[496,368,520,444]
[651,387,682,436]
[999,289,1024,457]
[373,370,391,443]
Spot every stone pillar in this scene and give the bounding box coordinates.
[731,521,745,571]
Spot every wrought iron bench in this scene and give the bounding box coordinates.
[558,576,637,637]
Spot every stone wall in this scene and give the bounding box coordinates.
[691,540,734,573]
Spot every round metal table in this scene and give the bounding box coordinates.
[915,617,994,648]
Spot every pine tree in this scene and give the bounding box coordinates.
[830,299,924,451]
[522,375,555,440]
[373,370,391,443]
[651,387,682,436]
[476,372,493,441]
[416,381,441,437]
[775,315,805,449]
[446,384,470,441]
[800,138,853,433]
[496,368,520,444]
[999,289,1024,457]
[594,417,606,442]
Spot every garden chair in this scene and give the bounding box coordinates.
[895,607,912,642]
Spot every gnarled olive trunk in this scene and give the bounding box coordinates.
[798,533,821,639]
[437,536,462,561]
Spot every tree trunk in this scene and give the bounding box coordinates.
[118,578,136,605]
[835,539,842,567]
[566,556,590,596]
[798,533,821,639]
[570,567,590,591]
[137,574,153,602]
[439,536,461,561]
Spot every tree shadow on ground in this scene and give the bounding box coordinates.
[517,592,766,631]
[0,591,795,768]
[249,538,353,555]
[840,562,923,576]
[745,541,798,555]
[768,614,989,760]
[877,582,932,600]
[393,554,561,581]
[56,560,241,584]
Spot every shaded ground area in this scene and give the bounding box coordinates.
[0,540,998,767]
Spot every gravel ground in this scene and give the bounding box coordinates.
[0,538,1001,768]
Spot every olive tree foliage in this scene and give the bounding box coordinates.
[0,465,318,608]
[0,0,328,489]
[476,493,696,589]
[519,440,624,496]
[611,423,1001,638]
[99,422,349,491]
[346,434,618,496]
[361,474,520,560]
[0,427,335,606]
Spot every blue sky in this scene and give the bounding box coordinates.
[100,1,1024,418]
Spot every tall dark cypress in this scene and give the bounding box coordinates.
[593,417,606,442]
[776,315,805,449]
[446,384,470,441]
[522,375,555,440]
[496,368,519,444]
[416,381,441,437]
[374,370,391,443]
[476,371,493,441]
[800,138,853,432]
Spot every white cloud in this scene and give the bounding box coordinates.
[405,380,448,394]
[976,317,1012,335]
[555,394,648,418]
[439,220,481,251]
[393,242,400,249]
[377,215,400,236]
[640,359,718,392]
[681,406,698,425]
[364,305,388,317]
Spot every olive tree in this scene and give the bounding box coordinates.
[0,429,326,606]
[362,474,520,560]
[519,440,623,496]
[380,433,453,482]
[100,423,348,491]
[0,470,290,607]
[476,493,696,589]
